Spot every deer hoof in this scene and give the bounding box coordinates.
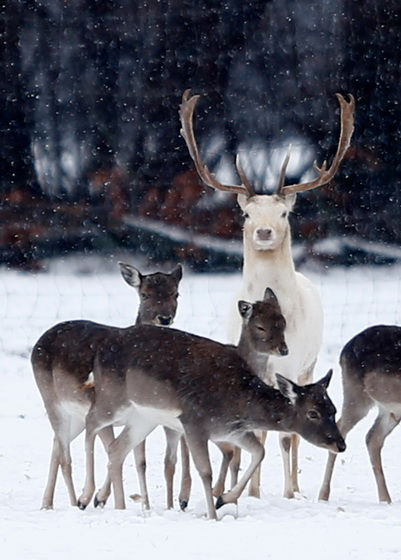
[179,499,188,511]
[77,500,87,510]
[94,495,106,508]
[215,495,225,509]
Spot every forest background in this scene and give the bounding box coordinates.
[2,1,401,270]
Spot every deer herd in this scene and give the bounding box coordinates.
[30,90,401,520]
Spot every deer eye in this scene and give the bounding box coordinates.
[308,410,319,420]
[255,325,265,332]
[243,212,249,219]
[281,211,288,218]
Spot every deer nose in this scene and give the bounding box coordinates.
[157,315,173,326]
[279,344,289,356]
[256,228,272,241]
[336,439,346,453]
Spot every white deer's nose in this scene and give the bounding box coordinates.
[256,228,273,241]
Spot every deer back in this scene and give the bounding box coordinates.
[340,325,401,405]
[94,324,345,453]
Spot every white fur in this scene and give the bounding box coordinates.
[230,193,323,383]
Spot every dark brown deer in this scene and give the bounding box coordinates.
[319,325,401,504]
[32,263,182,509]
[179,89,355,499]
[77,325,345,520]
[129,287,289,511]
[119,262,182,326]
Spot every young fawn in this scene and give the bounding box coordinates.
[319,325,401,504]
[78,325,345,520]
[32,262,182,509]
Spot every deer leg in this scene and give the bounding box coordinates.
[179,436,192,510]
[216,431,265,509]
[248,430,267,498]
[291,433,300,494]
[212,442,235,497]
[163,427,182,509]
[318,386,373,501]
[279,432,295,498]
[131,441,150,510]
[229,446,241,489]
[41,409,85,509]
[107,419,159,510]
[184,428,216,520]
[91,426,116,508]
[78,422,98,509]
[79,403,119,509]
[366,409,400,504]
[41,437,63,509]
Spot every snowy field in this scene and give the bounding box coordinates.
[2,253,401,560]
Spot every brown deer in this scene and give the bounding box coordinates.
[77,325,345,520]
[32,262,182,509]
[124,287,289,511]
[179,89,355,498]
[319,325,401,504]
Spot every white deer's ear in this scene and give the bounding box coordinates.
[118,262,142,289]
[283,193,296,211]
[238,300,253,320]
[237,193,248,211]
[276,374,298,405]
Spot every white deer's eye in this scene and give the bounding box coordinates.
[281,211,288,218]
[243,212,249,219]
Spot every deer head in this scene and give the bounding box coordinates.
[179,90,355,253]
[119,262,182,327]
[238,287,288,358]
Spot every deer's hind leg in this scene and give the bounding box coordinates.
[42,407,85,509]
[366,407,400,504]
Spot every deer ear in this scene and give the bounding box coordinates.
[238,300,253,320]
[283,193,296,210]
[317,369,333,389]
[171,263,183,283]
[263,287,278,303]
[276,374,298,405]
[237,193,248,211]
[118,262,142,289]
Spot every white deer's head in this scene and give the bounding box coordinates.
[179,90,355,253]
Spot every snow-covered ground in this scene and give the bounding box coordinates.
[2,254,401,560]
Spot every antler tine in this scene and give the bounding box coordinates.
[276,144,292,196]
[179,89,253,197]
[235,154,255,197]
[280,93,355,196]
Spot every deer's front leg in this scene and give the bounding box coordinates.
[366,410,400,504]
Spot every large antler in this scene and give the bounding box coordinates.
[179,89,255,197]
[278,93,355,196]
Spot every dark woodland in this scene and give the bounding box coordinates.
[1,0,401,270]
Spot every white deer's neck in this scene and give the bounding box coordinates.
[242,228,297,299]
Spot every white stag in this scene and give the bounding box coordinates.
[179,90,355,498]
